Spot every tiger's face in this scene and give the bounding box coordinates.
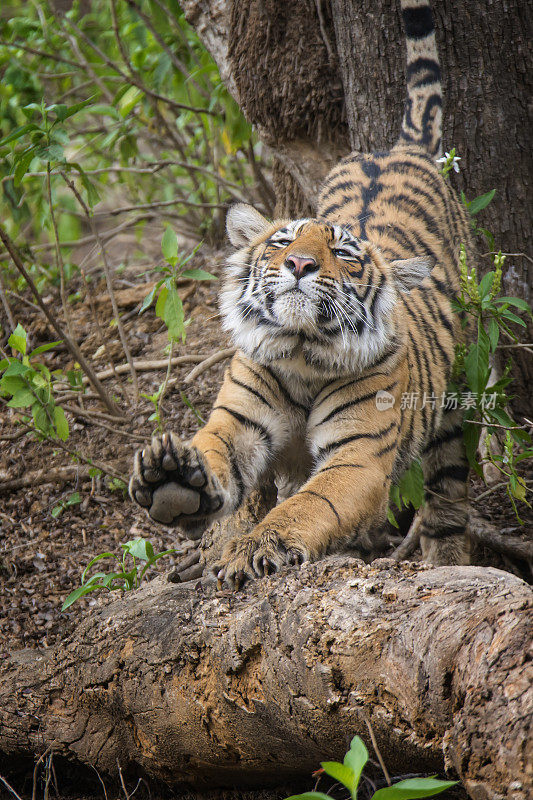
[221,204,432,379]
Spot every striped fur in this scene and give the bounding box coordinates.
[130,0,472,583]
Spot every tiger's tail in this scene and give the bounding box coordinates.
[397,0,442,157]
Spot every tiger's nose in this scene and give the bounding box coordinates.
[285,254,319,279]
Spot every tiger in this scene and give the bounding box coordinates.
[129,0,473,588]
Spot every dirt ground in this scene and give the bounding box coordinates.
[0,229,531,799]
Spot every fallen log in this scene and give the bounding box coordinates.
[0,558,531,799]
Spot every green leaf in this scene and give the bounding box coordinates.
[487,318,499,352]
[509,476,527,502]
[0,123,40,146]
[54,406,69,440]
[499,309,526,327]
[66,491,81,506]
[155,285,168,319]
[32,403,49,434]
[387,507,399,528]
[30,341,62,356]
[14,146,38,186]
[61,583,102,611]
[180,268,217,281]
[343,735,368,791]
[3,360,29,377]
[320,762,356,796]
[488,407,516,429]
[150,548,177,562]
[161,225,178,262]
[80,171,100,208]
[8,323,27,355]
[139,284,158,314]
[123,537,155,562]
[81,552,120,584]
[54,96,96,121]
[0,375,26,394]
[372,777,459,800]
[118,86,145,118]
[495,297,532,315]
[467,189,495,216]
[464,324,490,396]
[164,285,184,341]
[398,460,425,509]
[478,271,495,300]
[7,388,35,408]
[479,228,495,252]
[463,419,482,475]
[284,794,333,800]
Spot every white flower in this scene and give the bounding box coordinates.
[436,152,461,173]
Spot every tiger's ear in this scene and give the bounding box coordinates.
[226,203,271,248]
[391,257,434,293]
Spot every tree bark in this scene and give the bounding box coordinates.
[0,559,531,799]
[181,0,532,413]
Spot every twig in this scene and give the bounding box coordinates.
[472,482,512,503]
[61,404,145,440]
[60,170,139,403]
[43,753,53,800]
[363,716,391,786]
[117,760,130,800]
[124,0,210,100]
[0,466,91,494]
[246,140,276,215]
[480,251,533,264]
[77,256,121,385]
[469,510,533,562]
[0,775,24,800]
[68,353,208,384]
[32,745,52,800]
[0,268,16,331]
[0,40,79,67]
[93,197,226,215]
[0,396,126,482]
[157,340,175,427]
[0,224,119,414]
[498,343,533,354]
[184,347,236,384]
[0,427,27,442]
[391,513,422,561]
[47,163,75,343]
[0,217,146,259]
[42,436,126,482]
[55,11,215,116]
[89,765,109,800]
[14,161,246,195]
[465,418,529,430]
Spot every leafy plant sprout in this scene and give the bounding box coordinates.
[388,161,532,526]
[61,537,177,611]
[139,226,216,431]
[285,734,458,800]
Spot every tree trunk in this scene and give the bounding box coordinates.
[181,0,532,413]
[0,559,531,799]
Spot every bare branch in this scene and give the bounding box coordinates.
[60,171,139,403]
[183,347,236,383]
[0,225,119,415]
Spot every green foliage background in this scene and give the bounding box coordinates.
[0,0,269,266]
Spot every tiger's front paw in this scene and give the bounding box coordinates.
[129,432,230,538]
[215,526,310,590]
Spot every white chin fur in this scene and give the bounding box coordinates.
[220,251,398,380]
[273,291,317,332]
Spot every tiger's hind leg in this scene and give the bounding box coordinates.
[418,408,470,566]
